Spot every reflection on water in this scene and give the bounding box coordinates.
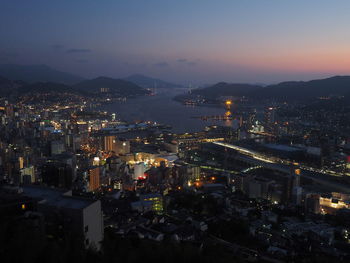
[101,90,234,133]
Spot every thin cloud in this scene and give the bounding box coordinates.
[154,62,169,67]
[187,61,197,66]
[177,58,187,63]
[51,44,64,50]
[177,58,198,66]
[66,48,91,54]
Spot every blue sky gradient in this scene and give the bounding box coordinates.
[1,0,350,84]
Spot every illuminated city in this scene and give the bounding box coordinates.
[1,1,350,263]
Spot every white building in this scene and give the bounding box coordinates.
[22,186,104,250]
[134,162,145,180]
[20,166,35,183]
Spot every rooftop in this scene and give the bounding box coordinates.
[22,186,95,210]
[264,144,302,152]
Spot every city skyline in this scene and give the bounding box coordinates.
[2,0,350,84]
[1,2,350,261]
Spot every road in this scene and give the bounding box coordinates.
[213,142,350,193]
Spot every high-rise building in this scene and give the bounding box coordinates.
[51,140,65,155]
[264,107,276,132]
[41,161,73,189]
[18,156,24,169]
[292,186,303,205]
[140,193,164,214]
[305,193,320,214]
[88,166,100,192]
[103,135,116,152]
[103,136,130,155]
[187,165,200,181]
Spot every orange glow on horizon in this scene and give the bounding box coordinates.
[224,51,350,74]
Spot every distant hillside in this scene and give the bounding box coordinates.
[124,74,182,89]
[0,64,84,85]
[0,76,151,99]
[18,82,79,95]
[254,76,350,100]
[190,76,350,101]
[74,76,150,96]
[192,82,261,98]
[0,76,23,96]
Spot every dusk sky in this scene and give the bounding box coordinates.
[1,0,350,85]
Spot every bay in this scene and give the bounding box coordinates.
[101,89,233,133]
